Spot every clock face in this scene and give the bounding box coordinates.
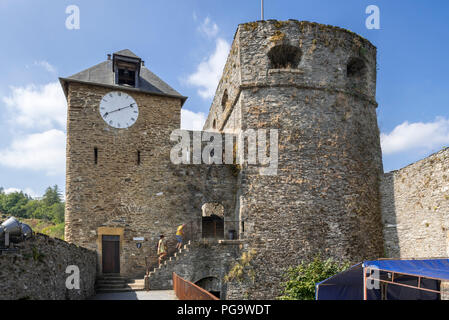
[99,91,139,129]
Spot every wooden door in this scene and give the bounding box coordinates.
[102,235,120,274]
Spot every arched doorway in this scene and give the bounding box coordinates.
[195,276,221,299]
[201,203,224,239]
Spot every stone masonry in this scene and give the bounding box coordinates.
[205,20,384,299]
[62,21,449,300]
[64,77,238,278]
[0,233,96,300]
[381,148,449,258]
[148,241,240,299]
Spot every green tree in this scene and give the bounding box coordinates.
[48,202,65,224]
[42,185,62,207]
[0,192,30,218]
[278,256,350,300]
[0,185,65,223]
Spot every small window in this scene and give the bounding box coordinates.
[221,90,228,111]
[346,57,367,90]
[94,147,98,165]
[137,150,141,165]
[212,119,217,129]
[268,44,302,69]
[347,57,366,78]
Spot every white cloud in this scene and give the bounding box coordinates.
[198,17,219,38]
[187,38,230,99]
[34,60,57,73]
[181,109,206,131]
[0,129,66,176]
[3,82,67,130]
[381,117,449,155]
[3,187,39,198]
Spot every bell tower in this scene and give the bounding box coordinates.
[60,49,187,276]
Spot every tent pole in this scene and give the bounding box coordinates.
[363,266,367,300]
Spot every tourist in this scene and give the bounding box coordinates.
[157,234,167,267]
[176,224,186,250]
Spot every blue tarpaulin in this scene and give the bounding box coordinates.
[315,258,449,300]
[363,259,449,281]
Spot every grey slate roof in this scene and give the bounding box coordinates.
[113,49,141,59]
[59,50,187,106]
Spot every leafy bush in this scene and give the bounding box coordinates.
[278,256,350,300]
[41,223,65,240]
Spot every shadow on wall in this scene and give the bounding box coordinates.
[0,233,97,300]
[380,173,400,258]
[195,276,221,299]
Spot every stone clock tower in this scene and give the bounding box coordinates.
[60,49,187,276]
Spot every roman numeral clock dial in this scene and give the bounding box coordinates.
[100,91,139,129]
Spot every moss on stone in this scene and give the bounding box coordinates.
[243,22,258,31]
[269,30,286,43]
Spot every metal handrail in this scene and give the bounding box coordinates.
[173,272,219,300]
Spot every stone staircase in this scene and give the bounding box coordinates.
[95,274,145,293]
[146,240,192,290]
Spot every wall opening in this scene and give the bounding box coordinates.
[202,215,224,239]
[221,90,228,112]
[201,203,224,239]
[346,57,367,90]
[94,147,98,165]
[195,277,221,299]
[347,57,366,78]
[268,44,302,69]
[137,150,141,165]
[117,68,136,86]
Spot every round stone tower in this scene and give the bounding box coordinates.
[204,20,384,299]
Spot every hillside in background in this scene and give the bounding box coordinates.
[0,185,65,240]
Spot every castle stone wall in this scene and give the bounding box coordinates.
[381,148,449,258]
[65,83,238,277]
[215,20,384,299]
[0,234,96,300]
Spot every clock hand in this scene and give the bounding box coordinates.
[107,103,136,114]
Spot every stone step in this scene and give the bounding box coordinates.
[95,287,137,294]
[96,275,126,280]
[96,279,126,284]
[96,283,127,288]
[127,279,144,285]
[146,240,194,289]
[128,282,145,291]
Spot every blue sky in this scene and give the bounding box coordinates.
[0,0,448,198]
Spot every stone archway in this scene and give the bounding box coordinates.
[195,276,221,299]
[201,203,224,239]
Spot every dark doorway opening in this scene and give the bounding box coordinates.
[202,215,224,239]
[102,235,120,274]
[195,277,221,299]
